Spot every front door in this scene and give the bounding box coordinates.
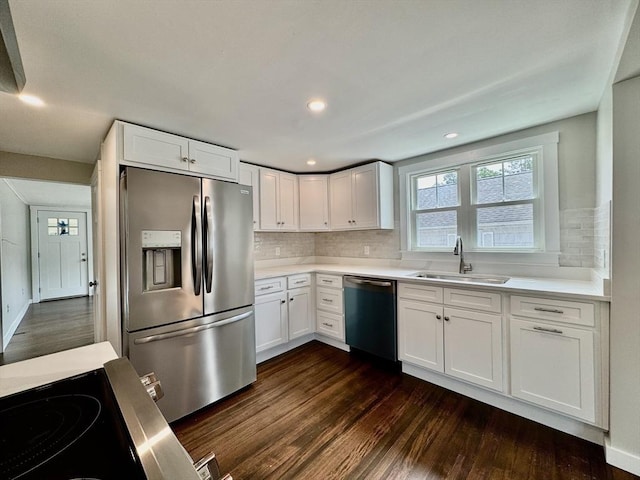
[37,210,89,300]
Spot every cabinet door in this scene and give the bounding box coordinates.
[510,318,595,422]
[278,172,299,231]
[398,299,444,372]
[288,287,312,339]
[351,163,379,228]
[122,123,189,170]
[254,291,288,352]
[259,169,280,230]
[239,163,260,230]
[188,140,239,182]
[329,170,353,229]
[299,175,329,231]
[443,307,503,391]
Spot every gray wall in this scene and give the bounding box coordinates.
[0,181,32,350]
[0,151,94,185]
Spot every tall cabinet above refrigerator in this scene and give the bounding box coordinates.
[120,166,256,422]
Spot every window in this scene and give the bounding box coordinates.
[399,132,560,260]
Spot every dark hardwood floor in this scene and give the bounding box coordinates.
[0,296,94,365]
[173,341,638,480]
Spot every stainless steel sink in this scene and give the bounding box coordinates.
[410,272,510,285]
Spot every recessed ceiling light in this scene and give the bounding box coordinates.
[444,132,459,139]
[306,159,317,166]
[18,94,45,107]
[307,99,326,112]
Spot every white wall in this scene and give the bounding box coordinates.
[0,181,32,350]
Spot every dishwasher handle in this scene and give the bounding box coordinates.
[344,276,394,288]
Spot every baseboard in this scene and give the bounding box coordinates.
[605,437,640,476]
[3,299,32,349]
[314,334,350,352]
[256,334,315,364]
[402,363,606,445]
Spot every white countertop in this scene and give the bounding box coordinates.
[255,263,608,301]
[0,341,118,398]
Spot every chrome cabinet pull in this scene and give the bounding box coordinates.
[534,307,564,314]
[259,285,273,291]
[444,316,450,321]
[322,298,333,303]
[321,279,332,283]
[436,315,442,320]
[190,158,196,163]
[182,156,189,162]
[533,326,563,334]
[322,322,333,327]
[294,280,305,284]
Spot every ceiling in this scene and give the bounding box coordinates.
[3,178,91,208]
[0,1,635,173]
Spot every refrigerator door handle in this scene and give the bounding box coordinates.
[204,196,213,293]
[133,311,253,345]
[192,195,202,295]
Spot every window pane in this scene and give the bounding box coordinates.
[504,157,534,201]
[416,211,457,248]
[477,204,534,248]
[416,171,457,209]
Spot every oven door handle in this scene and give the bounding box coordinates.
[133,311,253,345]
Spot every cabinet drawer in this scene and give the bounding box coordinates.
[398,282,443,303]
[510,295,595,327]
[255,277,286,296]
[287,273,311,289]
[317,286,344,314]
[316,311,344,341]
[444,288,502,313]
[316,274,343,289]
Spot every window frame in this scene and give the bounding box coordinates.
[398,132,560,264]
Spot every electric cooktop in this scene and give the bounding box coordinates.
[0,368,146,480]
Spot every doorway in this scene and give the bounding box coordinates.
[0,178,93,364]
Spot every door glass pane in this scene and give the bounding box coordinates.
[48,217,58,227]
[69,227,79,236]
[69,218,79,227]
[48,227,58,236]
[416,171,458,209]
[477,204,533,248]
[416,211,457,248]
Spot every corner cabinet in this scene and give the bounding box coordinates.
[121,122,239,182]
[299,175,330,231]
[329,162,394,230]
[259,168,299,231]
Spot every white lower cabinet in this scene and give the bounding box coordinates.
[315,274,345,341]
[443,307,502,391]
[288,287,312,339]
[397,283,504,392]
[510,317,596,422]
[254,291,288,352]
[398,299,444,371]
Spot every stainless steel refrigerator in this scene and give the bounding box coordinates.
[120,167,256,422]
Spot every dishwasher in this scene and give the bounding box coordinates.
[344,276,397,361]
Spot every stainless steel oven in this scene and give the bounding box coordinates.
[0,357,230,480]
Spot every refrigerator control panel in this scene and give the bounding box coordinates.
[142,230,182,248]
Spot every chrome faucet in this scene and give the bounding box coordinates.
[453,236,472,274]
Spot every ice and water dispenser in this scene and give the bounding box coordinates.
[141,230,182,291]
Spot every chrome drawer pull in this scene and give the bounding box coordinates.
[322,322,333,327]
[322,298,333,303]
[533,326,563,334]
[294,280,305,284]
[259,285,274,291]
[534,307,564,314]
[322,279,333,283]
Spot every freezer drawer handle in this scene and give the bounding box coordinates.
[346,278,392,287]
[533,307,564,314]
[133,311,253,345]
[533,326,563,334]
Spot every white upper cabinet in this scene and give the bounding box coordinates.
[299,175,330,231]
[239,162,260,230]
[121,122,239,182]
[329,161,394,230]
[259,168,299,231]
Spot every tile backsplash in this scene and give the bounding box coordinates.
[255,208,609,272]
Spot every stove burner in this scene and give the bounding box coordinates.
[0,394,101,479]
